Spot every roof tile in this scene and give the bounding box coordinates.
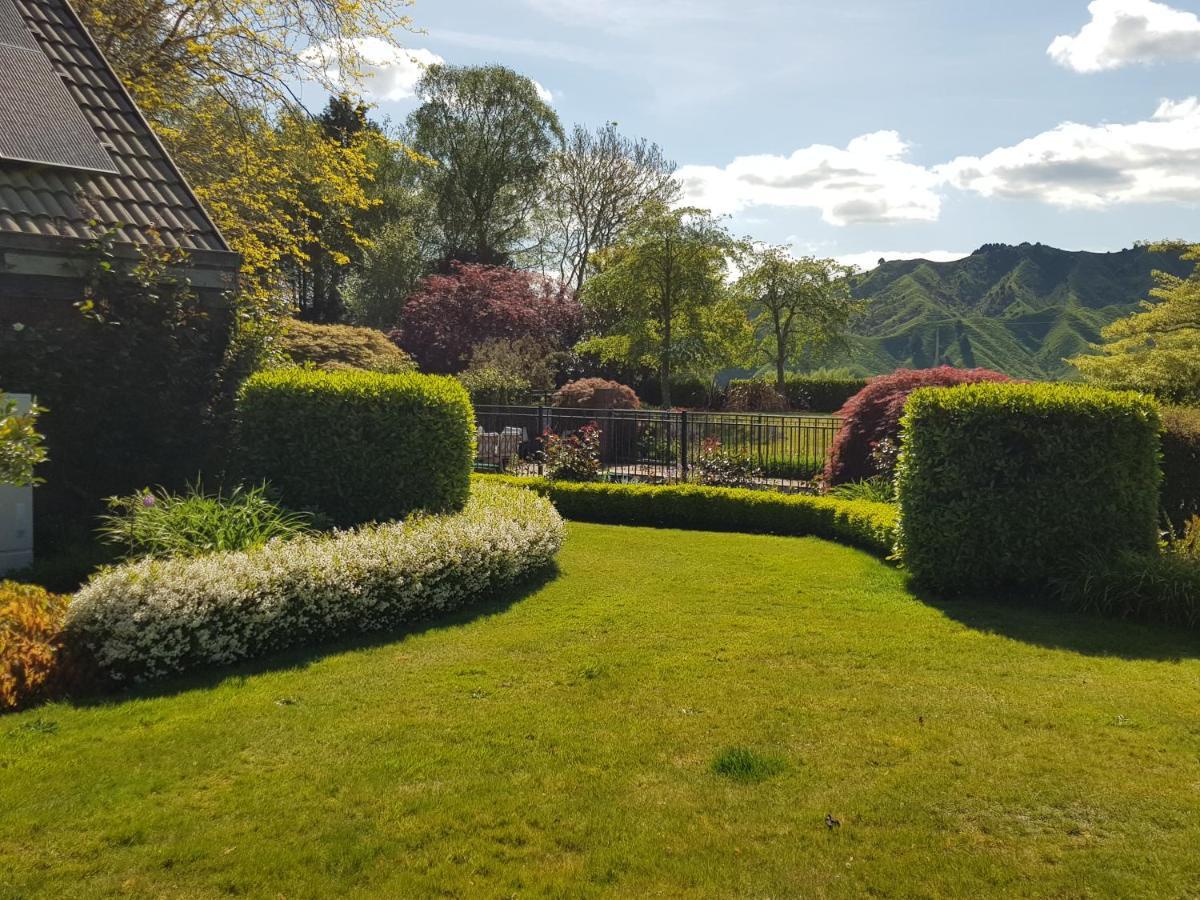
[0,0,231,255]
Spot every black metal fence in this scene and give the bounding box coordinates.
[474,404,842,491]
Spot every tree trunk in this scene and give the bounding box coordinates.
[776,356,786,396]
[661,235,673,408]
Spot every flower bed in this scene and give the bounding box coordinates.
[67,483,564,682]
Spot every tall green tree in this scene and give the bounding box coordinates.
[735,246,860,393]
[579,203,746,407]
[409,65,563,267]
[342,220,429,328]
[290,99,435,323]
[530,122,680,291]
[1071,240,1200,403]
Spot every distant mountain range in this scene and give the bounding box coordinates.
[825,242,1192,380]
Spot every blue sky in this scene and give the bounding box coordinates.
[306,0,1200,269]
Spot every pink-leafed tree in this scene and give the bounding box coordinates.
[391,263,582,373]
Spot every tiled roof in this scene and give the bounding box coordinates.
[0,0,231,254]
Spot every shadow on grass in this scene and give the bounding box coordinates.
[65,565,561,710]
[912,581,1200,663]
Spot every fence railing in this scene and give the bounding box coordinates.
[473,404,842,491]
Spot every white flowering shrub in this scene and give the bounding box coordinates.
[66,483,564,681]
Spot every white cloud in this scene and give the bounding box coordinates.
[938,97,1200,207]
[675,131,942,226]
[305,37,554,105]
[303,39,443,102]
[1049,0,1200,72]
[835,250,971,272]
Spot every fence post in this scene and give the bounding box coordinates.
[679,410,689,483]
[536,402,545,477]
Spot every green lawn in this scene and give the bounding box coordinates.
[4,523,1200,897]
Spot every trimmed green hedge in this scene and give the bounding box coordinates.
[474,474,898,556]
[783,375,868,413]
[636,376,718,409]
[896,383,1161,594]
[1162,407,1200,529]
[724,376,868,412]
[238,368,474,526]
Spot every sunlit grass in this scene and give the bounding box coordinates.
[2,523,1199,897]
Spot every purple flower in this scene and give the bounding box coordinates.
[141,493,156,508]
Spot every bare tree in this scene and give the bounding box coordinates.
[531,123,681,291]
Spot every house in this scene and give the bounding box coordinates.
[0,0,241,551]
[0,0,238,310]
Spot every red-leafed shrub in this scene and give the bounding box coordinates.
[825,366,1013,485]
[540,424,603,481]
[391,263,582,373]
[551,378,640,410]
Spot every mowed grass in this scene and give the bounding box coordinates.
[4,523,1200,897]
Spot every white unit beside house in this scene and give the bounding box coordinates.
[0,393,34,574]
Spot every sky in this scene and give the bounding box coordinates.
[302,0,1200,270]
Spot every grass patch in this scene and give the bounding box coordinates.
[3,523,1200,897]
[711,746,786,783]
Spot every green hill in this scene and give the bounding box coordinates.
[826,242,1192,380]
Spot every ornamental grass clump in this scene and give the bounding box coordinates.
[1161,406,1200,528]
[68,483,565,682]
[1051,518,1200,629]
[98,482,314,560]
[722,380,790,413]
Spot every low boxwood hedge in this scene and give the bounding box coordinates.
[896,383,1162,594]
[237,368,474,526]
[67,483,565,682]
[474,474,898,556]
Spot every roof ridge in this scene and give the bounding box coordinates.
[53,0,232,254]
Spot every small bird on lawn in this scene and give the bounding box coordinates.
[825,813,841,830]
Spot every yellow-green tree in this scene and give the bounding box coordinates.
[76,0,420,309]
[1071,241,1200,403]
[78,0,413,117]
[579,203,748,407]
